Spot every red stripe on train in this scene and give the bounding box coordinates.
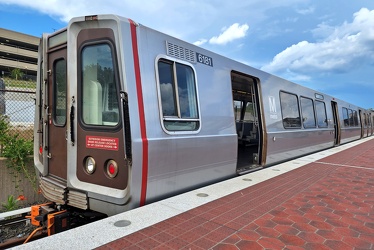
[129,19,148,206]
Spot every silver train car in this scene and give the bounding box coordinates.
[33,15,373,221]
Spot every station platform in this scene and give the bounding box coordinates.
[16,137,374,250]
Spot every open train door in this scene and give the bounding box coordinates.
[366,113,370,137]
[370,113,374,136]
[231,71,266,174]
[331,101,341,146]
[359,110,366,138]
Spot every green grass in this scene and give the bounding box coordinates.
[3,77,36,90]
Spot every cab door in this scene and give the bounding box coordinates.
[47,43,68,179]
[73,28,129,191]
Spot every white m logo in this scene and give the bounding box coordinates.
[269,96,277,114]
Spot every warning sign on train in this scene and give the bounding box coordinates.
[86,136,119,151]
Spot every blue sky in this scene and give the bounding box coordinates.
[1,0,373,108]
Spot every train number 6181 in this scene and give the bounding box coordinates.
[197,53,213,67]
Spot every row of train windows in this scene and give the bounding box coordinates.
[362,113,373,127]
[342,107,359,127]
[280,91,328,129]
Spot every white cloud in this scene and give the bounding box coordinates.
[209,23,249,45]
[285,17,299,23]
[262,8,374,76]
[283,69,311,82]
[0,0,307,42]
[195,22,250,47]
[193,39,208,46]
[296,6,315,15]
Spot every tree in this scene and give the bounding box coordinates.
[10,68,24,80]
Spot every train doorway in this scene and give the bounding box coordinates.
[231,71,263,174]
[359,110,367,138]
[365,113,370,137]
[46,40,68,179]
[331,101,341,145]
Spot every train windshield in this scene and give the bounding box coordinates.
[81,43,119,126]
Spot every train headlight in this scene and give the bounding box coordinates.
[85,157,96,174]
[106,160,118,178]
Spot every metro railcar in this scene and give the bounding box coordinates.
[32,14,373,230]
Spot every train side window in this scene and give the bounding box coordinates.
[300,97,316,128]
[353,110,359,126]
[53,58,67,126]
[81,43,119,126]
[315,101,328,128]
[157,58,200,132]
[234,100,243,121]
[280,91,301,129]
[342,107,349,126]
[348,109,354,127]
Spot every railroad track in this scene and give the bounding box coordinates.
[0,207,47,249]
[1,204,104,248]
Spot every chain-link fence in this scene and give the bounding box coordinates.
[0,77,36,141]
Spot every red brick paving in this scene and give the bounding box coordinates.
[98,138,374,249]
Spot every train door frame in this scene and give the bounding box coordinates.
[46,36,68,179]
[359,110,364,138]
[231,71,266,174]
[371,113,374,136]
[367,113,371,137]
[331,101,341,145]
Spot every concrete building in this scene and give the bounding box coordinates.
[0,27,39,79]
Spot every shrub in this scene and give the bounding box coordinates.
[0,115,36,193]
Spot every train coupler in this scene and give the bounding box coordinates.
[27,203,70,235]
[27,202,54,227]
[47,210,70,236]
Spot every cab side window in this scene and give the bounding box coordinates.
[53,59,67,126]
